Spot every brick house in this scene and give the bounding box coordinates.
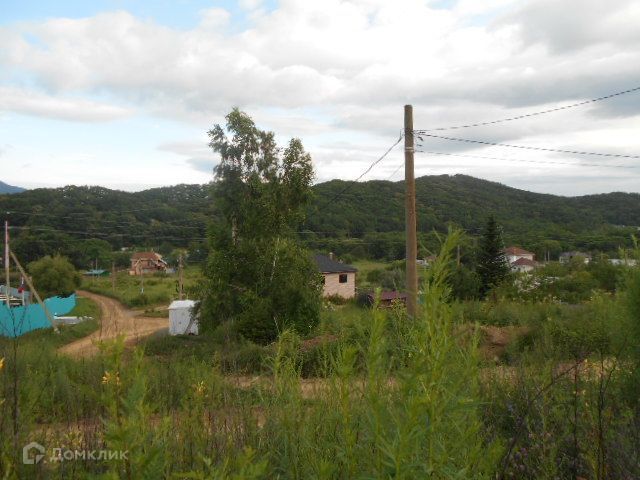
[129,251,168,276]
[314,254,357,299]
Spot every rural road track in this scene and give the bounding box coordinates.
[58,290,168,358]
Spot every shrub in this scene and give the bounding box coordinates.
[27,255,81,298]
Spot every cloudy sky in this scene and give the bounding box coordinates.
[1,0,639,196]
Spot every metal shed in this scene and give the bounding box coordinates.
[168,299,198,335]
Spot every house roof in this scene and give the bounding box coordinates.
[169,300,197,310]
[512,258,538,267]
[84,269,108,276]
[504,246,534,256]
[314,254,357,273]
[131,251,163,260]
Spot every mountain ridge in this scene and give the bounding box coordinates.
[0,174,637,261]
[0,181,25,194]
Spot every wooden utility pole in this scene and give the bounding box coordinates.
[178,253,184,300]
[404,105,418,318]
[9,250,57,331]
[4,220,10,307]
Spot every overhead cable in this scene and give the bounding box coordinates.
[416,133,640,160]
[415,150,639,169]
[414,85,640,132]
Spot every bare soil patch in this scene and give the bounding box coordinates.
[58,290,168,358]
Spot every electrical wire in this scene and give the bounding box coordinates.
[9,225,208,242]
[414,150,640,170]
[414,85,640,132]
[416,133,640,160]
[312,134,403,209]
[386,162,405,180]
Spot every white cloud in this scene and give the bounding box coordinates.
[0,0,639,193]
[158,139,219,175]
[0,86,133,122]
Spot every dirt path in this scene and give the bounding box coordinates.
[58,290,168,358]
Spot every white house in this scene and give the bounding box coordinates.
[609,258,638,267]
[503,246,535,264]
[314,254,357,299]
[503,247,539,273]
[511,257,538,273]
[169,300,198,335]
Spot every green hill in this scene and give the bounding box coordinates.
[308,174,640,236]
[0,175,638,264]
[0,181,25,194]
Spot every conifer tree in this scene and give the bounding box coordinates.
[476,215,509,297]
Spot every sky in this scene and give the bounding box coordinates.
[1,0,639,196]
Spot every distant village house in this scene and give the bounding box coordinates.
[609,258,638,267]
[362,290,407,308]
[130,251,168,275]
[503,246,539,273]
[314,253,357,299]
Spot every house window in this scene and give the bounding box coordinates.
[339,274,348,283]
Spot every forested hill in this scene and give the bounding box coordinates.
[303,174,639,257]
[306,174,640,236]
[0,181,24,194]
[0,175,638,264]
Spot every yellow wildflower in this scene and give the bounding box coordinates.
[193,381,206,396]
[102,371,121,386]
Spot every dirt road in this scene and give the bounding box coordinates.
[58,290,168,358]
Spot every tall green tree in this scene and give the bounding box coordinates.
[201,109,321,343]
[476,215,509,297]
[27,255,81,298]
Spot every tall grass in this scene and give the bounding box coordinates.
[1,231,639,478]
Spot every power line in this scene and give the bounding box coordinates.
[349,136,403,183]
[415,150,640,170]
[416,133,640,160]
[312,134,403,209]
[386,162,405,180]
[9,225,208,242]
[414,85,640,132]
[3,205,214,217]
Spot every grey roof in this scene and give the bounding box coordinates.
[84,269,108,276]
[314,254,357,273]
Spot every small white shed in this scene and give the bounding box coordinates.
[169,300,199,335]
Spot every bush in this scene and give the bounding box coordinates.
[130,293,150,307]
[27,254,81,298]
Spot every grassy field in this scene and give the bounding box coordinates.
[1,244,639,478]
[82,266,204,308]
[351,258,390,277]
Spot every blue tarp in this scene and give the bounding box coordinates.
[0,294,76,338]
